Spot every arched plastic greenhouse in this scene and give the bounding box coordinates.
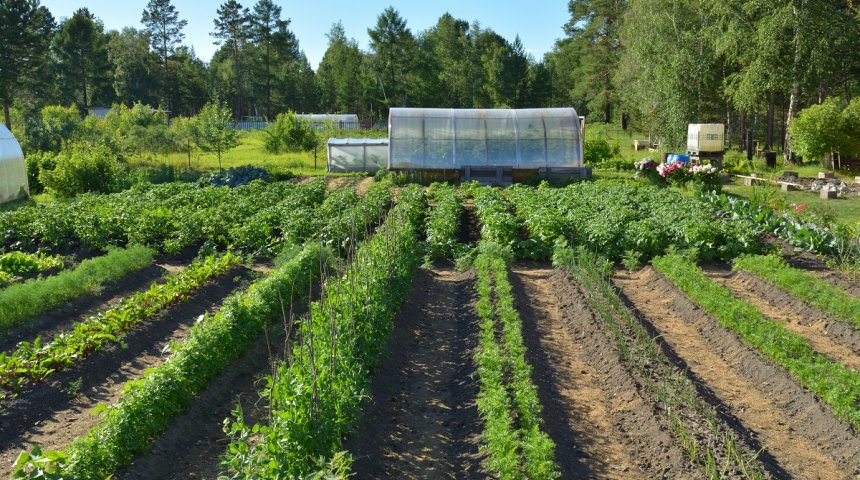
[0,125,28,204]
[388,108,585,173]
[297,114,360,130]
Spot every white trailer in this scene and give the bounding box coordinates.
[686,123,725,167]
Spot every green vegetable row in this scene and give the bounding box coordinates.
[733,254,860,328]
[220,185,426,479]
[473,246,559,480]
[471,186,520,253]
[0,180,325,255]
[0,245,154,335]
[652,253,860,429]
[509,181,761,262]
[553,245,765,479]
[318,177,393,256]
[0,251,65,288]
[425,182,464,260]
[11,244,330,480]
[0,253,239,393]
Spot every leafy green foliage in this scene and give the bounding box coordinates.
[194,101,239,169]
[510,181,760,262]
[316,178,393,256]
[652,253,860,429]
[38,141,125,197]
[0,253,238,391]
[733,254,860,328]
[220,185,426,479]
[262,112,318,153]
[425,182,464,260]
[11,244,329,480]
[471,185,520,254]
[0,245,153,334]
[583,137,621,166]
[703,191,839,254]
[0,251,63,279]
[790,97,860,163]
[0,180,322,255]
[474,247,559,480]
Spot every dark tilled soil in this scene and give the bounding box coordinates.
[614,267,860,480]
[703,265,860,369]
[0,263,172,353]
[343,266,485,480]
[117,323,286,480]
[509,265,693,479]
[459,203,481,245]
[0,267,253,474]
[117,266,319,480]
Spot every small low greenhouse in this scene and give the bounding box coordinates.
[0,125,28,204]
[388,108,584,171]
[327,138,389,173]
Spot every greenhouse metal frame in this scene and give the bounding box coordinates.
[387,108,584,171]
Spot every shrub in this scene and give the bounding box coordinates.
[24,151,56,194]
[39,142,125,197]
[36,105,83,152]
[791,96,860,165]
[583,137,621,165]
[722,150,751,175]
[263,112,318,153]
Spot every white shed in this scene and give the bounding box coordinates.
[0,125,28,204]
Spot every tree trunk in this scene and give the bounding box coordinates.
[766,92,775,151]
[738,112,745,151]
[784,2,802,164]
[3,97,11,131]
[81,70,89,117]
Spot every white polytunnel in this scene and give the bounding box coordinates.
[327,138,389,173]
[0,124,29,204]
[298,114,360,129]
[387,108,584,170]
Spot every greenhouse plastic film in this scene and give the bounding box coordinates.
[0,125,28,204]
[388,108,582,170]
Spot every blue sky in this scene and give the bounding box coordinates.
[41,1,570,68]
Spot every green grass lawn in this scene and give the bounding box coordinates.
[130,130,328,175]
[722,181,860,226]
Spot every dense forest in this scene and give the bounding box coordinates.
[1,0,859,153]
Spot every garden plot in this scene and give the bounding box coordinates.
[6,178,860,480]
[343,267,484,479]
[614,266,860,479]
[508,265,690,479]
[0,265,255,473]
